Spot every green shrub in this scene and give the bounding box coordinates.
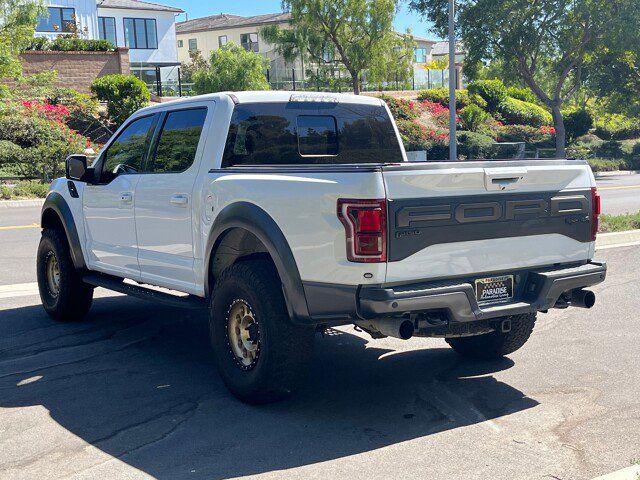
[25,36,49,50]
[0,185,11,200]
[459,104,490,132]
[0,114,86,179]
[498,97,553,127]
[27,37,115,52]
[457,131,496,159]
[12,180,50,198]
[587,158,629,172]
[468,79,508,112]
[594,113,640,141]
[506,87,538,104]
[380,95,420,120]
[193,43,269,94]
[563,108,593,142]
[497,124,554,147]
[0,140,23,167]
[46,88,99,119]
[417,88,477,109]
[632,142,640,158]
[91,74,150,126]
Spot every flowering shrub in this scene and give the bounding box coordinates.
[0,97,93,180]
[380,95,420,120]
[21,100,71,123]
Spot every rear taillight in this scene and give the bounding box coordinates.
[591,187,601,241]
[337,199,387,263]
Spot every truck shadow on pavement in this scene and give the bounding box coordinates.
[0,295,538,479]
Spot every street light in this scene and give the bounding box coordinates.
[448,0,457,161]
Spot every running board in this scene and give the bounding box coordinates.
[83,273,208,310]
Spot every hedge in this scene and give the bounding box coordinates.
[456,131,496,159]
[25,37,115,52]
[417,88,477,109]
[498,97,553,127]
[91,74,150,126]
[468,80,508,112]
[506,87,538,104]
[594,114,640,141]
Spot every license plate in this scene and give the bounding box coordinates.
[475,275,514,304]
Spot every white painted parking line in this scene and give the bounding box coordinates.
[0,282,39,299]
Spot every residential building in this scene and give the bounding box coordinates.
[413,39,465,89]
[34,0,183,92]
[176,13,304,88]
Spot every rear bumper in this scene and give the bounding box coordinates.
[357,261,607,322]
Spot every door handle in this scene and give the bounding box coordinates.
[170,194,189,206]
[120,192,133,203]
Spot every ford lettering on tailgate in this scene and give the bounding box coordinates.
[388,191,593,262]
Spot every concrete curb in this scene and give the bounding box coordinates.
[596,230,640,250]
[0,199,45,209]
[595,170,640,177]
[592,465,640,480]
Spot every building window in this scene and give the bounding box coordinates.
[36,7,76,33]
[98,17,116,46]
[240,33,259,52]
[414,48,427,63]
[124,18,158,49]
[188,39,198,51]
[218,35,228,47]
[177,40,183,48]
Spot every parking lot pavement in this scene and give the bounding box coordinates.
[0,242,638,480]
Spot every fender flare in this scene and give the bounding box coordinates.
[205,202,311,323]
[41,192,86,270]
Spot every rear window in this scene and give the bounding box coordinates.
[221,102,403,167]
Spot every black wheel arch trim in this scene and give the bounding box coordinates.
[205,202,312,323]
[41,192,86,270]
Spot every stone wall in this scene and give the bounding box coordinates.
[19,48,130,93]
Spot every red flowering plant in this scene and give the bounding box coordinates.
[539,125,556,136]
[21,100,71,124]
[421,101,462,129]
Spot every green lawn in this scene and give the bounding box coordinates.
[600,212,640,233]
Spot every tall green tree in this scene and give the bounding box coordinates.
[0,0,45,78]
[262,0,410,94]
[410,0,638,157]
[192,43,269,94]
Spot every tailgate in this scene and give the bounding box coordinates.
[383,160,596,283]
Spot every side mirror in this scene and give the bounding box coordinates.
[66,155,92,182]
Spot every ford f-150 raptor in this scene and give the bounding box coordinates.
[37,91,606,403]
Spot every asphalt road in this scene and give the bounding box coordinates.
[596,173,640,215]
[0,202,639,479]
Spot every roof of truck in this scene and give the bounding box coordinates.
[142,91,383,111]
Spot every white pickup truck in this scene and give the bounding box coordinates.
[37,91,606,403]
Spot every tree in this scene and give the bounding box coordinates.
[0,0,45,78]
[410,0,638,157]
[262,0,410,95]
[584,6,640,117]
[180,49,209,84]
[192,43,269,94]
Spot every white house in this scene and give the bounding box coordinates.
[35,0,183,90]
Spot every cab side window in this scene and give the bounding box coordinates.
[101,115,157,183]
[147,108,207,174]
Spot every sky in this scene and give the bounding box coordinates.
[171,1,440,40]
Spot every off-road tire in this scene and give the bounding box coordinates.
[445,313,537,359]
[210,258,314,404]
[37,228,93,321]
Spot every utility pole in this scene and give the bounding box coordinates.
[448,0,457,161]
